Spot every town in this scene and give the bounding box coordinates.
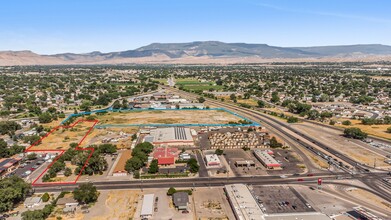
[0,64,391,220]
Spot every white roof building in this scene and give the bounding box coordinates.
[140,194,154,218]
[205,154,221,166]
[224,184,264,220]
[150,127,194,146]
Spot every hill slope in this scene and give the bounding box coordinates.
[1,41,391,65]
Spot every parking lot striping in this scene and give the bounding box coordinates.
[24,119,98,186]
[60,107,260,127]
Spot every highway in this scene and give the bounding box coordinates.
[162,86,391,201]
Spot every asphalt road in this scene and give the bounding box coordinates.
[162,86,391,200]
[195,150,208,177]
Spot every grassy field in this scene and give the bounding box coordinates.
[334,119,391,140]
[31,120,96,151]
[95,110,242,125]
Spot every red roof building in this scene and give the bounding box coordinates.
[158,157,175,165]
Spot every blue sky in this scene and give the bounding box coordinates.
[1,0,390,54]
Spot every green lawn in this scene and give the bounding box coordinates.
[182,84,224,91]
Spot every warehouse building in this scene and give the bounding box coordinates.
[224,184,264,220]
[140,194,154,219]
[148,127,194,146]
[253,149,281,169]
[205,154,221,167]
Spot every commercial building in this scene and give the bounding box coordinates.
[113,150,132,176]
[158,157,175,165]
[205,154,221,167]
[172,192,189,210]
[149,127,194,146]
[140,194,154,219]
[253,149,281,169]
[234,160,256,167]
[178,103,205,109]
[0,157,21,177]
[224,184,264,220]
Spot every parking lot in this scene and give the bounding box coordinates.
[223,149,267,176]
[250,185,315,214]
[266,149,305,175]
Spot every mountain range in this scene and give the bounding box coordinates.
[1,41,391,65]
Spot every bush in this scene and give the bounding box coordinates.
[287,116,299,123]
[41,193,50,202]
[387,127,391,133]
[342,120,352,126]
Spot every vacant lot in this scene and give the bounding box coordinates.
[335,119,391,140]
[193,188,235,220]
[96,110,242,125]
[30,120,97,151]
[292,122,390,168]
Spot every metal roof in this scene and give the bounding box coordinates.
[140,194,154,216]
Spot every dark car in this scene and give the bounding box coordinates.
[297,178,304,181]
[307,173,314,176]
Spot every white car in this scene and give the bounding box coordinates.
[24,170,32,175]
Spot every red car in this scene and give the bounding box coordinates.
[297,178,304,181]
[307,173,314,176]
[30,167,36,171]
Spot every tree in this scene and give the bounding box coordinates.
[64,167,72,177]
[269,137,283,148]
[215,149,224,155]
[230,94,236,101]
[0,176,31,213]
[112,100,121,109]
[287,116,299,123]
[307,110,320,120]
[27,153,37,160]
[197,96,206,103]
[131,134,137,141]
[38,112,53,123]
[387,127,391,133]
[344,128,368,140]
[271,92,280,103]
[187,158,199,173]
[342,120,352,126]
[148,159,159,174]
[41,193,50,202]
[80,100,92,112]
[167,187,177,196]
[73,183,99,204]
[257,100,266,108]
[125,157,143,173]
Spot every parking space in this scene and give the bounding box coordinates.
[250,185,315,214]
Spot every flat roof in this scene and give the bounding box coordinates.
[224,184,264,220]
[254,149,280,166]
[151,127,193,144]
[140,194,154,216]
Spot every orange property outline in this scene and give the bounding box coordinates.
[25,119,98,186]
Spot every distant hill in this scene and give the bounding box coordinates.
[1,41,391,65]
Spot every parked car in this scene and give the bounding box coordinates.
[297,178,304,181]
[182,210,189,214]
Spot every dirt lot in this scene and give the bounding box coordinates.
[85,127,138,149]
[30,120,96,151]
[193,187,235,220]
[82,190,140,220]
[95,110,242,125]
[292,122,390,168]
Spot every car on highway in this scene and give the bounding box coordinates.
[297,178,304,181]
[307,173,314,176]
